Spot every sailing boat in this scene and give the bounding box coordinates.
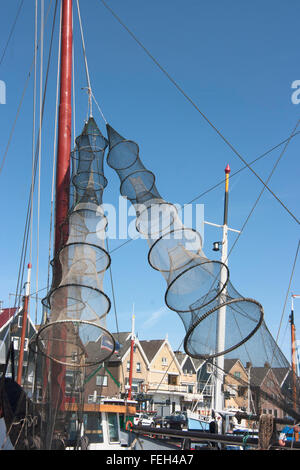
[0,0,299,451]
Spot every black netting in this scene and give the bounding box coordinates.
[32,118,115,367]
[106,123,299,421]
[106,124,262,358]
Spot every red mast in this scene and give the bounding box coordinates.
[50,0,73,411]
[54,0,72,259]
[128,311,135,401]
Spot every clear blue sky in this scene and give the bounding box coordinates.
[0,0,299,362]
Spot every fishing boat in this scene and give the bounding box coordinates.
[0,0,299,452]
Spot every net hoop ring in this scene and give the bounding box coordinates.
[183,296,264,359]
[107,139,140,171]
[47,282,112,319]
[57,241,111,275]
[135,202,179,239]
[119,169,156,202]
[30,320,116,367]
[165,260,229,314]
[147,227,202,272]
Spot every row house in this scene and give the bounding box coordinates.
[84,332,204,416]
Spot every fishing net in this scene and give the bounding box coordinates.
[106,123,299,422]
[34,117,115,368]
[106,124,263,358]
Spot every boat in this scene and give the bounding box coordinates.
[0,0,299,452]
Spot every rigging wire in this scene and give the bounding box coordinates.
[75,0,107,124]
[0,0,54,177]
[271,239,300,368]
[76,0,92,118]
[105,237,126,387]
[29,0,38,267]
[0,0,24,67]
[99,0,299,226]
[46,1,62,299]
[12,0,57,313]
[34,0,45,326]
[106,127,300,259]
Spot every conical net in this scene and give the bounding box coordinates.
[106,124,299,421]
[34,117,115,367]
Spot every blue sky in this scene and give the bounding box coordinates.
[0,0,299,362]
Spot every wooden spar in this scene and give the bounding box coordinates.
[16,263,32,385]
[50,0,73,411]
[54,0,72,261]
[128,310,135,400]
[290,296,298,411]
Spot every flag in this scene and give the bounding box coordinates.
[100,335,114,352]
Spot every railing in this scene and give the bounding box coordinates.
[147,383,188,393]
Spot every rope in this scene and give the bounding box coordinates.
[100,0,299,226]
[46,1,62,298]
[271,239,300,368]
[34,0,45,326]
[76,0,92,118]
[29,0,38,267]
[258,414,274,450]
[76,0,107,124]
[105,237,125,388]
[0,0,24,66]
[10,0,55,313]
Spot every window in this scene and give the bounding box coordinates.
[71,351,78,362]
[206,362,214,374]
[107,413,119,443]
[187,384,193,394]
[136,362,141,373]
[83,413,103,444]
[234,371,241,379]
[162,357,167,366]
[96,375,108,387]
[12,337,19,351]
[17,316,22,328]
[127,361,130,371]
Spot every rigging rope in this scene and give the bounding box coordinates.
[100,0,299,226]
[34,0,45,326]
[76,0,107,124]
[46,1,62,298]
[0,0,24,67]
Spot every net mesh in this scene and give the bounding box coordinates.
[25,118,115,449]
[106,124,263,358]
[106,123,299,421]
[35,117,115,367]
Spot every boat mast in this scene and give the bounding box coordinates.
[50,0,73,409]
[290,295,299,411]
[128,306,135,401]
[54,0,72,263]
[214,164,230,413]
[16,263,32,385]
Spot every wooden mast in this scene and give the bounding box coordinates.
[290,295,298,412]
[16,263,32,385]
[50,0,73,412]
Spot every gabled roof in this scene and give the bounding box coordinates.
[174,351,186,366]
[272,367,290,387]
[139,339,165,364]
[0,308,18,331]
[250,367,272,387]
[224,358,240,373]
[108,332,131,362]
